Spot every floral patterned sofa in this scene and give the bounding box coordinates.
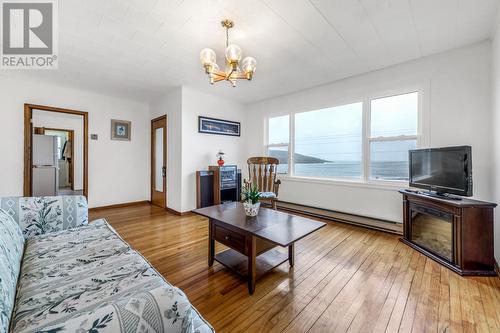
[0,196,214,333]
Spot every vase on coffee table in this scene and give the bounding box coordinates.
[243,201,260,216]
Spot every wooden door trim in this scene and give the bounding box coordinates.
[42,127,75,191]
[151,115,167,208]
[69,131,75,190]
[24,104,88,199]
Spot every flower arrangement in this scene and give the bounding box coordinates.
[242,182,260,204]
[241,181,261,216]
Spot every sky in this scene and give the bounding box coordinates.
[269,92,418,162]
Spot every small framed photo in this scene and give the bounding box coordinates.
[198,116,241,137]
[111,119,131,141]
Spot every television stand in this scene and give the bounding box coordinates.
[417,190,462,201]
[399,189,497,276]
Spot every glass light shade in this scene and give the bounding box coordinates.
[225,44,242,63]
[208,63,219,84]
[242,56,257,73]
[209,63,219,76]
[200,48,216,66]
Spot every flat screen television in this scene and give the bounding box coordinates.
[409,146,472,197]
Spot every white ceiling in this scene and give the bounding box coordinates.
[5,0,500,103]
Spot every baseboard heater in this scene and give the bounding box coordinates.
[275,201,402,235]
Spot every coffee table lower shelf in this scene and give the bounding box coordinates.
[215,248,288,280]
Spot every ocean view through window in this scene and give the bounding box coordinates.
[267,91,420,182]
[369,92,418,181]
[295,102,362,179]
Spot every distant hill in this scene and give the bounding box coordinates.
[269,149,330,164]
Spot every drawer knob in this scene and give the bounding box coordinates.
[225,235,230,240]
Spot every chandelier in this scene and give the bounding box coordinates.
[200,19,257,87]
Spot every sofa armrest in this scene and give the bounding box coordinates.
[0,195,88,239]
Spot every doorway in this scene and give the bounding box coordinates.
[36,128,77,194]
[24,104,88,198]
[151,115,167,208]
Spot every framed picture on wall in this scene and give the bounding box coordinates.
[111,119,131,141]
[198,116,241,136]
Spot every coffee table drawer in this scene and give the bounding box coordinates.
[214,225,246,253]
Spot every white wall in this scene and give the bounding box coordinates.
[0,75,151,208]
[32,110,84,190]
[246,41,492,223]
[181,86,246,212]
[149,86,247,213]
[149,88,183,212]
[491,20,500,261]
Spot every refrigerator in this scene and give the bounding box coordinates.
[32,134,59,196]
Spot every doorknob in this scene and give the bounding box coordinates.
[162,166,166,177]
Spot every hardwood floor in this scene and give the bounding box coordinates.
[89,203,500,333]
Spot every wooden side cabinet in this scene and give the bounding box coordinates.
[399,190,497,276]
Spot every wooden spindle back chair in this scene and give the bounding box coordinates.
[246,157,281,209]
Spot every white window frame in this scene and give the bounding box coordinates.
[266,114,291,174]
[292,102,364,181]
[265,84,428,188]
[365,90,421,185]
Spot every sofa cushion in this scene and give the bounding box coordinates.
[0,196,88,239]
[10,219,214,333]
[0,209,25,333]
[17,219,130,292]
[37,285,203,333]
[259,191,277,199]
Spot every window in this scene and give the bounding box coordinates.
[45,130,67,160]
[294,102,362,179]
[267,115,289,174]
[266,91,420,183]
[369,92,418,181]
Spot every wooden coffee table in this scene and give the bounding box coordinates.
[193,202,326,294]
